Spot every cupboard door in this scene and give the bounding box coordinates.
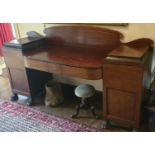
[9,68,30,94]
[103,64,143,128]
[3,48,25,69]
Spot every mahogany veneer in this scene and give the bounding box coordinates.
[3,25,154,130]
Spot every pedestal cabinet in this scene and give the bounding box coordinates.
[3,38,52,105]
[103,45,153,130]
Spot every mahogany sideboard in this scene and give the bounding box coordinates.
[3,25,154,130]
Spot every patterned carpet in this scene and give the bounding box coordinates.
[0,100,97,132]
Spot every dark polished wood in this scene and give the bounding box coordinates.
[24,46,109,69]
[44,25,123,48]
[23,26,123,80]
[3,46,30,99]
[103,39,153,129]
[3,25,154,130]
[24,57,103,80]
[3,37,52,104]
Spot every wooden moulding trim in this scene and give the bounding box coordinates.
[103,56,145,66]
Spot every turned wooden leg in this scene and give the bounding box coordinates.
[11,93,18,101]
[90,105,99,119]
[72,105,81,118]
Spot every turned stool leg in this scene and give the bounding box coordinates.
[72,105,80,118]
[72,84,98,119]
[72,97,98,119]
[90,105,99,119]
[72,98,86,118]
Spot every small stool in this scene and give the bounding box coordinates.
[72,84,98,119]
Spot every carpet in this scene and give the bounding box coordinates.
[0,100,97,132]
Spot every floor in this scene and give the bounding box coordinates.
[0,57,5,75]
[0,66,154,132]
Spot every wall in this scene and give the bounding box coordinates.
[14,23,155,91]
[14,23,44,38]
[15,23,155,42]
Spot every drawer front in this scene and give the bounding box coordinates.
[3,47,24,69]
[24,58,48,72]
[48,63,102,80]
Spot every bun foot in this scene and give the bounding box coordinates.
[27,98,33,106]
[11,93,18,101]
[72,114,78,119]
[101,120,110,129]
[132,128,138,132]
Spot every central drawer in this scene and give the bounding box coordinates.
[24,58,102,80]
[48,63,102,80]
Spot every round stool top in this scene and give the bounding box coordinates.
[75,84,95,98]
